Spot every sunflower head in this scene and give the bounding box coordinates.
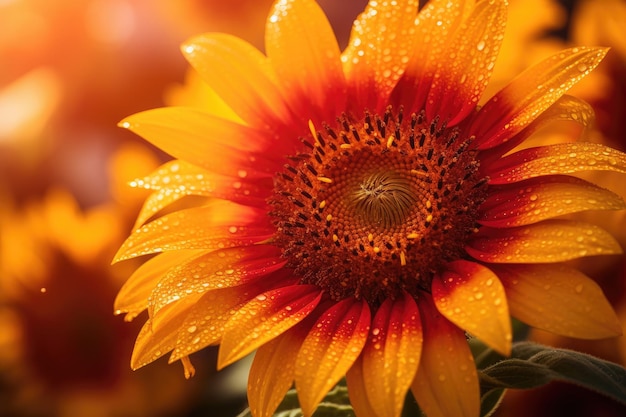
[114,1,626,417]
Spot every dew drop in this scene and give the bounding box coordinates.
[575,284,584,294]
[256,294,267,301]
[187,325,197,333]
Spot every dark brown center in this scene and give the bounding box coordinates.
[268,107,488,305]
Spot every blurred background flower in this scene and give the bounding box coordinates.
[0,0,624,416]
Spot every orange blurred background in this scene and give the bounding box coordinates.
[0,1,624,416]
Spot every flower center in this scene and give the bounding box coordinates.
[269,107,488,305]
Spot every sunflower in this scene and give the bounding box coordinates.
[114,1,626,416]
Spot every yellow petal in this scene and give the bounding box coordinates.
[148,246,284,317]
[467,219,622,263]
[411,294,480,417]
[266,0,346,122]
[295,298,371,417]
[342,0,420,111]
[218,285,322,369]
[248,325,308,417]
[181,33,291,128]
[426,0,507,125]
[114,250,203,321]
[478,95,596,163]
[114,202,272,262]
[493,263,622,338]
[433,260,511,355]
[346,355,379,417]
[119,107,283,177]
[486,142,626,184]
[479,175,626,227]
[131,296,199,370]
[361,293,422,417]
[471,47,608,149]
[169,282,273,363]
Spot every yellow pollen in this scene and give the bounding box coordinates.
[386,136,395,148]
[332,234,339,242]
[426,200,432,209]
[368,233,374,242]
[373,247,381,253]
[308,119,317,140]
[411,169,428,177]
[326,214,333,221]
[317,176,333,183]
[407,232,419,239]
[400,251,407,266]
[340,143,352,149]
[319,200,327,209]
[426,214,433,222]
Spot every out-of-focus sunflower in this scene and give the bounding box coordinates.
[114,1,626,417]
[0,144,212,417]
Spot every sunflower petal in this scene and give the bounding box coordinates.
[295,298,371,417]
[467,219,622,263]
[248,324,309,417]
[167,276,286,363]
[391,0,469,113]
[426,0,507,125]
[266,0,346,122]
[485,142,626,184]
[493,264,622,338]
[113,202,273,262]
[411,294,480,417]
[478,95,596,164]
[217,285,322,369]
[433,260,511,355]
[361,292,422,417]
[131,296,199,369]
[479,175,626,227]
[181,33,292,128]
[346,355,379,417]
[114,250,204,320]
[342,0,420,111]
[131,160,271,228]
[119,107,282,177]
[471,47,608,149]
[149,245,285,317]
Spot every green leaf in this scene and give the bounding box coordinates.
[236,381,355,417]
[479,341,626,405]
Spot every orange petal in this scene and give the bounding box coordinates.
[168,278,283,363]
[114,250,203,321]
[114,202,273,262]
[485,142,626,184]
[218,285,322,369]
[361,292,422,417]
[341,0,420,111]
[467,219,622,263]
[181,33,292,129]
[346,355,379,417]
[426,0,507,125]
[248,323,309,417]
[471,47,608,149]
[295,298,371,417]
[391,0,470,113]
[265,0,346,122]
[119,107,284,178]
[479,175,626,227]
[131,295,199,370]
[432,260,511,355]
[131,160,270,228]
[492,263,622,338]
[148,245,285,317]
[411,294,480,417]
[478,95,596,164]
